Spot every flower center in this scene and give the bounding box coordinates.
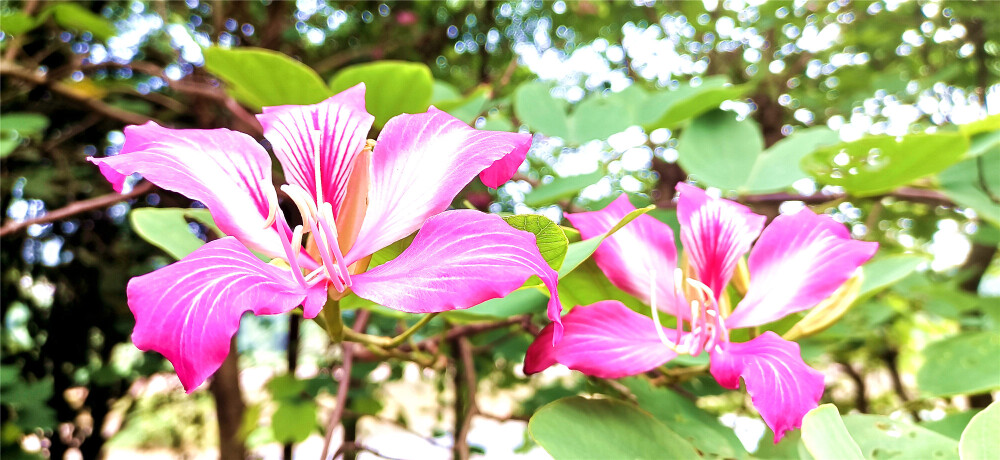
[649,268,729,356]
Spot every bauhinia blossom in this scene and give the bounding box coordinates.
[524,183,877,441]
[90,84,562,392]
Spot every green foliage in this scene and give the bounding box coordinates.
[677,109,764,191]
[0,113,49,158]
[743,127,841,193]
[523,170,605,207]
[203,47,334,109]
[802,133,970,196]
[960,401,1000,460]
[129,208,215,260]
[328,61,434,129]
[801,405,864,460]
[842,414,959,460]
[938,149,1000,227]
[558,202,655,277]
[917,331,1000,397]
[527,396,700,459]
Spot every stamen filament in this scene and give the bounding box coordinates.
[261,179,279,229]
[275,214,307,289]
[649,269,679,351]
[319,203,352,287]
[309,217,345,292]
[313,150,324,206]
[281,184,318,231]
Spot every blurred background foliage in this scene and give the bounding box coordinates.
[0,0,998,458]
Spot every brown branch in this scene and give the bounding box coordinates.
[452,336,477,460]
[1,61,152,126]
[353,315,533,361]
[321,310,371,460]
[0,181,155,238]
[740,187,954,208]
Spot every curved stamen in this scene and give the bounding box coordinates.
[275,214,307,289]
[649,269,680,352]
[260,179,279,229]
[318,202,352,287]
[313,148,324,206]
[281,184,318,231]
[309,216,345,292]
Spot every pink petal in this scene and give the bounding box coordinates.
[524,300,676,378]
[345,108,532,262]
[676,183,765,297]
[88,122,285,257]
[479,137,530,188]
[127,237,327,392]
[350,210,562,339]
[709,332,825,443]
[256,83,375,216]
[725,208,878,329]
[564,195,683,317]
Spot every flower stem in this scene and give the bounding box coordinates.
[323,299,343,343]
[341,312,440,349]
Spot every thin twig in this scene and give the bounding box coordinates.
[0,182,155,238]
[320,310,371,460]
[1,61,153,126]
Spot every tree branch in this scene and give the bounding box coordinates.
[0,182,155,238]
[321,310,371,460]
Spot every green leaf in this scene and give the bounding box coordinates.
[917,331,1000,397]
[442,287,549,321]
[920,411,980,440]
[743,127,842,193]
[0,12,42,35]
[270,402,316,444]
[203,47,333,109]
[570,91,633,144]
[801,404,864,460]
[802,133,969,197]
[0,112,49,135]
[558,258,645,313]
[523,170,605,207]
[480,113,515,132]
[677,109,764,191]
[329,61,433,129]
[528,397,700,459]
[621,377,746,458]
[648,78,750,129]
[959,401,1000,460]
[558,202,655,277]
[938,150,1000,227]
[130,208,212,260]
[46,3,116,40]
[434,85,490,123]
[842,414,959,460]
[857,254,928,298]
[503,214,569,270]
[513,82,570,140]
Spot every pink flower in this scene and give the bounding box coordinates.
[90,84,562,392]
[524,183,877,442]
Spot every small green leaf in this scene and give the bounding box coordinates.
[646,77,750,129]
[801,404,864,460]
[558,258,645,313]
[434,85,491,124]
[857,254,928,299]
[677,109,764,191]
[503,214,569,270]
[917,331,1000,397]
[559,202,655,277]
[0,12,42,36]
[938,149,1000,227]
[442,287,550,322]
[802,133,969,197]
[329,61,433,129]
[959,401,1000,460]
[203,47,333,109]
[570,91,633,144]
[523,170,605,207]
[528,397,700,459]
[46,3,116,40]
[0,112,49,135]
[920,411,980,440]
[130,208,210,260]
[843,414,959,460]
[271,402,316,444]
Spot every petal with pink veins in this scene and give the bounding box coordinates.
[256,84,375,216]
[350,210,563,341]
[88,122,285,258]
[676,183,765,297]
[345,108,532,262]
[725,208,878,329]
[564,195,684,317]
[709,332,825,443]
[524,300,676,378]
[127,237,328,392]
